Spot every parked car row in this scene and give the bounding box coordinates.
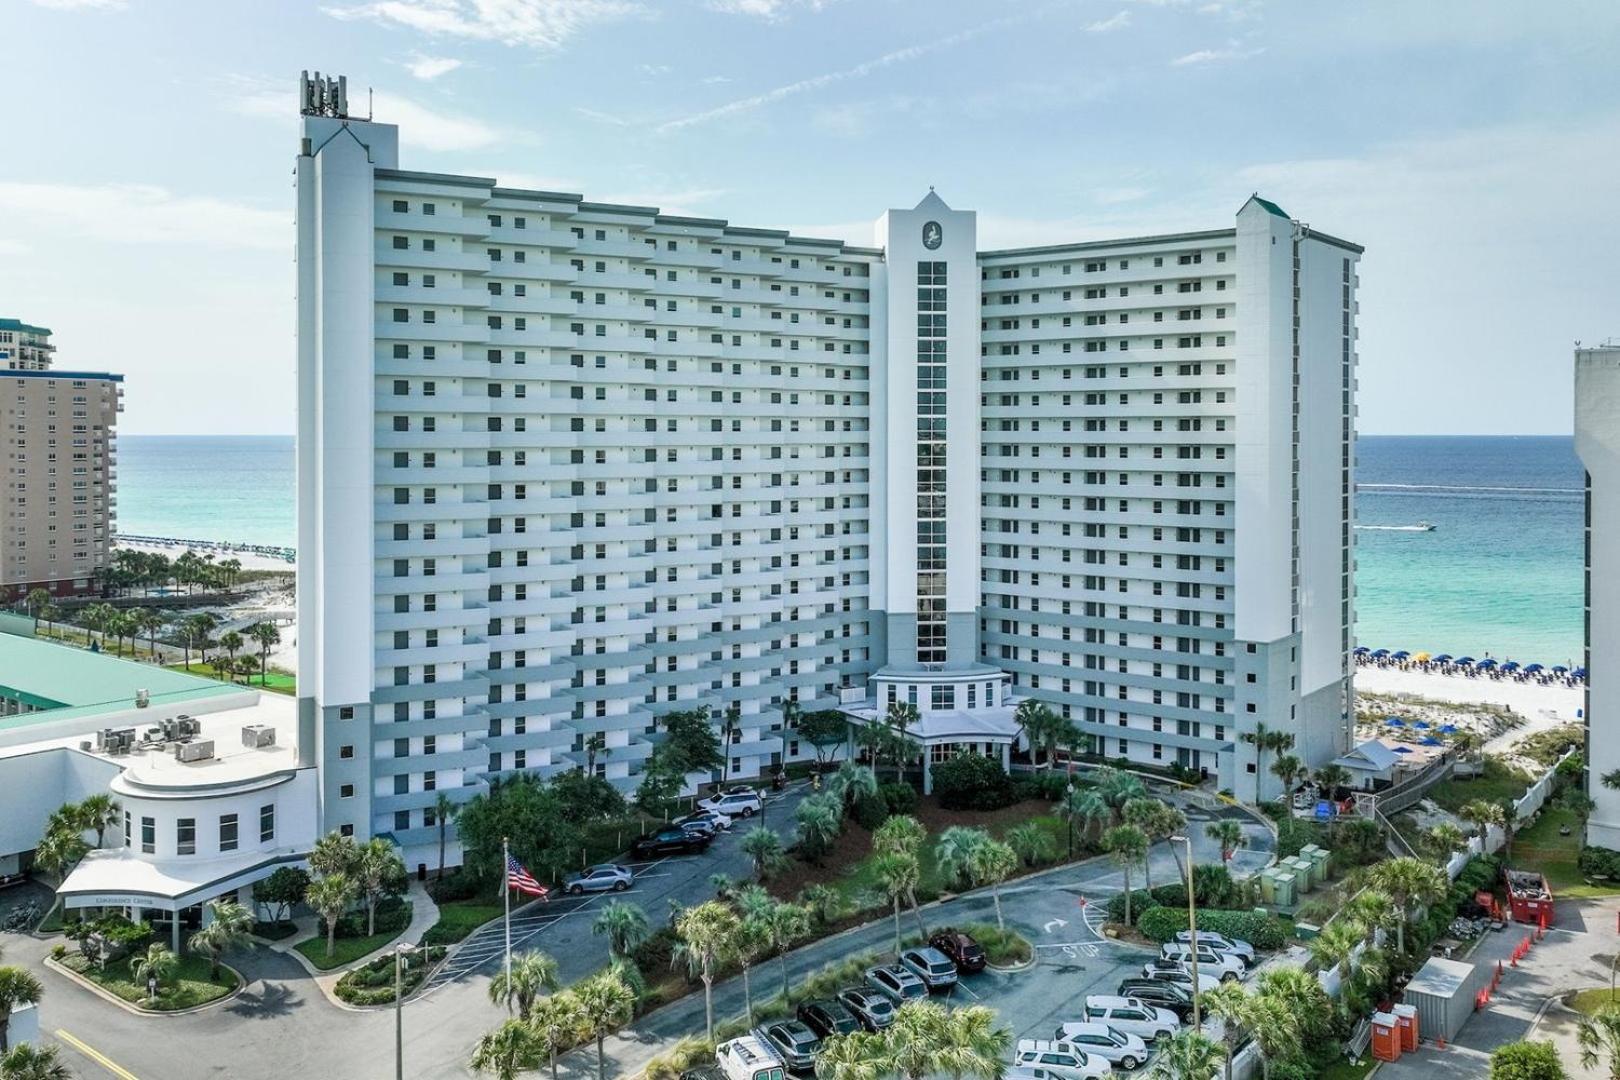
[626,785,772,859]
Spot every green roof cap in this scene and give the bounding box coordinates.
[1247,195,1289,219]
[0,634,237,731]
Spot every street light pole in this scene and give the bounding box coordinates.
[1170,834,1201,1029]
[1065,780,1076,859]
[394,942,416,1080]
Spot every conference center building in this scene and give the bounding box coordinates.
[293,74,1361,867]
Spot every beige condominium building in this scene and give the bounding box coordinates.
[0,318,122,601]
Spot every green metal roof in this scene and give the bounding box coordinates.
[0,635,238,731]
[1247,195,1289,219]
[0,318,52,336]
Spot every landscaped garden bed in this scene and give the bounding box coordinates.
[333,944,447,1005]
[58,950,238,1012]
[294,897,412,970]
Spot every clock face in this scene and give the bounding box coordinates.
[922,221,943,250]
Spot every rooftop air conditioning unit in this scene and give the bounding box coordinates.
[135,689,149,708]
[177,716,201,737]
[241,725,276,749]
[175,740,215,763]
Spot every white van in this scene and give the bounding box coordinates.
[1080,996,1180,1043]
[717,1036,787,1080]
[1158,942,1244,981]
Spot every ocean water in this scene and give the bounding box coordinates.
[1353,435,1584,667]
[113,434,1586,664]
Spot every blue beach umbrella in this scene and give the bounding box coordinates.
[1575,668,1588,678]
[1420,736,1442,746]
[1434,654,1453,663]
[1553,666,1569,673]
[1393,650,1411,659]
[1438,724,1458,733]
[1372,649,1391,658]
[1476,659,1497,669]
[1457,656,1476,665]
[1385,717,1406,727]
[1392,745,1413,754]
[1524,664,1544,673]
[1502,661,1520,672]
[1354,646,1370,655]
[1411,720,1430,730]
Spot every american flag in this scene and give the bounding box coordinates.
[506,853,548,899]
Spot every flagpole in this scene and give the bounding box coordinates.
[503,834,512,1007]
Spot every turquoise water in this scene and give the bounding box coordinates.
[114,434,1586,664]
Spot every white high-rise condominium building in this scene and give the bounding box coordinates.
[1576,344,1620,849]
[295,76,1360,867]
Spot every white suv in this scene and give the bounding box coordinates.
[1081,996,1179,1043]
[1159,942,1244,981]
[1172,930,1255,967]
[1012,1040,1111,1080]
[1052,1023,1149,1071]
[700,790,763,818]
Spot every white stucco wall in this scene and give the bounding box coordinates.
[1577,347,1620,848]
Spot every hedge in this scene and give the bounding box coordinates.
[1579,846,1620,882]
[932,753,1016,811]
[333,944,447,1005]
[879,782,918,816]
[1135,906,1287,951]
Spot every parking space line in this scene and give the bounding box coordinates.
[56,1029,141,1080]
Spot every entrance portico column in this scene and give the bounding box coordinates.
[1000,742,1010,771]
[171,908,181,952]
[921,750,933,796]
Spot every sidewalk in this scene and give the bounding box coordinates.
[261,879,441,1008]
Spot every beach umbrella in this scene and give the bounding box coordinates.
[1385,717,1406,727]
[1412,720,1430,729]
[1392,745,1413,754]
[1434,654,1453,663]
[1438,724,1458,733]
[1502,661,1520,672]
[1393,650,1411,659]
[1476,659,1497,668]
[1372,649,1391,658]
[1574,667,1588,678]
[1552,665,1569,673]
[1354,646,1370,655]
[1420,736,1442,747]
[1413,652,1432,663]
[1524,664,1544,673]
[1457,656,1475,664]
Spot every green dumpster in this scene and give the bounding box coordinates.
[1304,845,1332,880]
[1285,856,1316,892]
[1273,872,1297,907]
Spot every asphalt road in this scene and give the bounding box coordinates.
[4,786,1271,1080]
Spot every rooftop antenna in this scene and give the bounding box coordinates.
[369,86,374,121]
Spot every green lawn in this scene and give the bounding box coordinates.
[60,951,237,1012]
[420,896,505,947]
[295,922,408,970]
[165,661,295,695]
[1570,987,1620,1015]
[1316,1057,1377,1080]
[1427,758,1533,815]
[1512,807,1620,897]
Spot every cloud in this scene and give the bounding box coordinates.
[0,182,284,250]
[1170,42,1264,65]
[1085,10,1131,32]
[228,78,501,153]
[811,95,932,138]
[574,106,631,126]
[324,0,644,50]
[404,53,462,79]
[24,0,125,8]
[705,0,832,17]
[702,75,731,85]
[658,8,1034,133]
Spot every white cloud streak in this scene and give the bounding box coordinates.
[405,54,462,79]
[658,9,1033,134]
[1171,42,1264,65]
[1085,10,1131,32]
[705,0,832,18]
[0,182,285,250]
[324,0,644,50]
[24,0,125,8]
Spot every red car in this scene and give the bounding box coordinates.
[928,928,986,973]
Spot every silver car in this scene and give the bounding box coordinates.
[563,863,634,894]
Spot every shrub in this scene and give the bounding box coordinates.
[879,782,918,816]
[1490,1040,1568,1080]
[932,753,1015,811]
[51,944,66,960]
[1456,854,1503,893]
[1013,772,1072,802]
[960,922,1033,965]
[1106,890,1157,926]
[332,944,446,1005]
[427,868,481,902]
[1135,906,1286,951]
[632,926,680,983]
[1579,846,1620,882]
[334,896,411,940]
[645,1037,717,1080]
[851,789,889,831]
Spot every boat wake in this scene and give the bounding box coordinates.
[1354,523,1437,532]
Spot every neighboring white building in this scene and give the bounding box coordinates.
[1576,344,1620,849]
[294,73,1360,867]
[0,633,317,947]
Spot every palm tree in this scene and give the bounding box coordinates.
[487,949,559,1020]
[131,943,177,1004]
[1006,822,1055,868]
[1344,890,1401,946]
[737,889,810,1001]
[934,826,989,891]
[575,970,637,1080]
[1314,763,1351,797]
[674,901,741,1042]
[1460,799,1505,842]
[1246,994,1301,1080]
[432,791,458,881]
[873,852,920,953]
[1241,725,1294,803]
[37,603,59,640]
[469,1018,540,1080]
[0,1041,72,1080]
[1097,767,1148,825]
[1056,783,1092,858]
[218,630,244,674]
[1014,699,1058,766]
[820,1000,1009,1080]
[1423,822,1470,863]
[23,589,49,632]
[248,621,281,685]
[76,794,120,849]
[1147,1028,1225,1080]
[1124,797,1176,890]
[529,990,586,1080]
[356,837,404,936]
[872,814,925,857]
[969,839,1020,932]
[591,901,650,962]
[882,701,920,782]
[32,829,87,887]
[305,873,355,960]
[1270,754,1305,796]
[1254,964,1332,1046]
[189,900,253,980]
[1580,1005,1620,1080]
[135,608,166,659]
[1198,981,1254,1080]
[1205,820,1247,864]
[1306,919,1366,979]
[740,826,787,881]
[829,762,879,810]
[0,967,43,1051]
[794,794,844,864]
[1103,825,1150,927]
[1370,856,1449,954]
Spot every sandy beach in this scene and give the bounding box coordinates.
[1354,663,1582,759]
[114,538,295,575]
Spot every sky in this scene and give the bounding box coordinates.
[2,0,1617,437]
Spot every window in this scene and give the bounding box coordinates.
[260,804,275,843]
[340,745,354,759]
[123,811,131,847]
[177,817,196,856]
[220,814,239,852]
[340,783,355,798]
[140,816,156,854]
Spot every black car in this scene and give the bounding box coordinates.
[632,828,710,857]
[796,999,861,1040]
[755,1021,822,1072]
[1116,979,1196,1022]
[928,928,987,973]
